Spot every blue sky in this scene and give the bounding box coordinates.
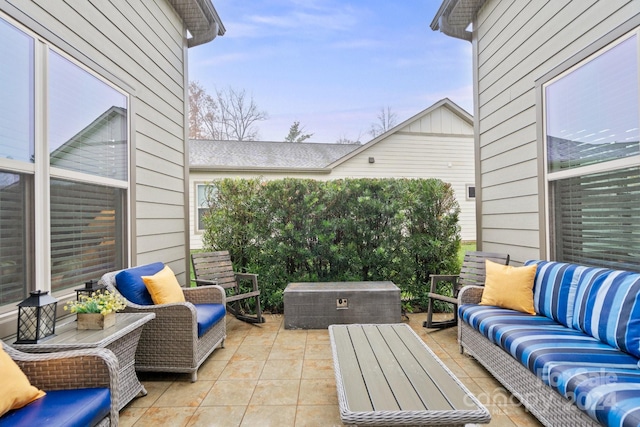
[189,0,472,143]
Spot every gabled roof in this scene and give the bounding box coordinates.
[326,98,472,168]
[189,140,361,172]
[168,0,225,47]
[431,0,486,41]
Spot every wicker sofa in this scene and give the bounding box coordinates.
[459,260,640,427]
[100,263,226,382]
[0,342,118,426]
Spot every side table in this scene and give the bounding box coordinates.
[12,312,155,410]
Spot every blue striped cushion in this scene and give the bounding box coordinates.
[525,260,607,328]
[572,269,640,358]
[460,304,640,427]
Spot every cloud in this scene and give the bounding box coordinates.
[223,1,365,39]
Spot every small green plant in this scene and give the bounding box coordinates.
[64,290,126,315]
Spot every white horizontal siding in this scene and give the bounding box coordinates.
[475,0,640,264]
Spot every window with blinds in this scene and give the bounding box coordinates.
[545,30,640,272]
[50,179,125,292]
[0,173,28,305]
[0,12,129,305]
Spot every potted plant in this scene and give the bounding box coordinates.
[64,290,126,330]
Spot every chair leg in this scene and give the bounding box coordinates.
[423,300,458,329]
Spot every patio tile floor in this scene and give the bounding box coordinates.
[120,313,543,427]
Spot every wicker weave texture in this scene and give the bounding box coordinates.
[100,268,226,382]
[2,341,119,426]
[460,322,598,426]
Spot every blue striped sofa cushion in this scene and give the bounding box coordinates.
[525,260,607,328]
[460,304,640,427]
[572,269,640,359]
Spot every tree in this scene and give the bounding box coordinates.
[369,106,397,138]
[216,87,268,141]
[189,80,218,139]
[188,82,268,141]
[284,121,313,143]
[336,131,363,145]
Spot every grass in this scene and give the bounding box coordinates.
[458,241,476,266]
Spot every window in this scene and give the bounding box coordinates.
[0,14,128,306]
[466,185,476,200]
[544,31,640,271]
[196,183,214,232]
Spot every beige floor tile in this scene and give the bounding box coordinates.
[219,360,265,380]
[187,406,246,427]
[118,406,147,427]
[197,359,229,381]
[250,379,300,405]
[294,405,343,427]
[305,330,330,343]
[129,380,173,408]
[301,359,334,379]
[210,344,240,362]
[130,407,196,427]
[274,330,308,346]
[304,343,332,359]
[298,378,338,405]
[153,380,214,407]
[241,405,297,427]
[201,380,257,406]
[261,358,303,379]
[127,313,544,427]
[268,342,306,360]
[231,344,272,361]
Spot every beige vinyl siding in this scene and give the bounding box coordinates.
[474,0,640,265]
[8,0,190,281]
[190,103,476,248]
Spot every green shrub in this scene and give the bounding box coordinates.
[201,178,460,313]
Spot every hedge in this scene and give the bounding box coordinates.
[201,177,461,313]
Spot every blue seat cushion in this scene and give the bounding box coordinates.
[0,388,110,427]
[461,304,640,427]
[195,303,226,337]
[115,262,164,305]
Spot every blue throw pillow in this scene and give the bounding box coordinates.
[115,262,165,305]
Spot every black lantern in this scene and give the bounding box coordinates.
[16,290,58,344]
[75,279,105,300]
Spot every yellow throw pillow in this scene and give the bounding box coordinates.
[0,346,45,417]
[480,260,537,314]
[142,265,186,304]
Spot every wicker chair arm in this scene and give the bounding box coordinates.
[458,285,484,305]
[3,343,119,425]
[184,284,226,305]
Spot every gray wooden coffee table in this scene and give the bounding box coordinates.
[329,323,490,426]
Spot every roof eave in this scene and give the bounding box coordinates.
[431,0,486,42]
[168,0,226,48]
[190,166,333,174]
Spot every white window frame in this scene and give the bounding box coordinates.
[0,12,130,304]
[542,28,640,264]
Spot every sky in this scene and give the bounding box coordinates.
[188,0,473,144]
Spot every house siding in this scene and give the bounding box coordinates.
[474,0,640,265]
[3,0,191,281]
[190,103,476,249]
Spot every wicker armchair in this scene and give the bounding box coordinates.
[1,341,119,426]
[100,267,226,382]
